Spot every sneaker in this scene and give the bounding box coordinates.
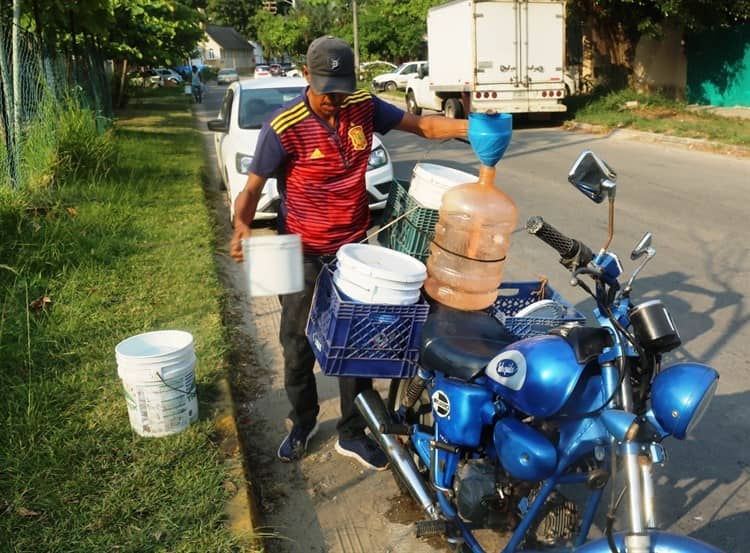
[277,420,319,462]
[335,435,389,471]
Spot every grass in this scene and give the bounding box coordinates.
[0,92,254,552]
[565,89,750,147]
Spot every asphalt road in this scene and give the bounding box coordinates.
[200,81,750,552]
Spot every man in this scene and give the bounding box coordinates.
[230,36,468,470]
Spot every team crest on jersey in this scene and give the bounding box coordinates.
[310,148,325,160]
[348,125,367,151]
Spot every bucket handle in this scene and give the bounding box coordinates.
[157,373,197,397]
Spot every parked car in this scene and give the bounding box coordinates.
[207,77,394,221]
[217,68,239,85]
[371,61,426,92]
[155,68,183,85]
[127,69,163,88]
[284,64,302,78]
[269,63,285,77]
[253,64,271,78]
[359,60,397,81]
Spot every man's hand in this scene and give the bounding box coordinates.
[230,173,267,262]
[231,222,251,262]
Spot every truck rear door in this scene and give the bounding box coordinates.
[475,0,518,88]
[523,1,565,90]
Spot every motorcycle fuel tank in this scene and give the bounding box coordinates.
[485,335,586,418]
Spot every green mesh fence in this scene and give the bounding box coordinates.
[0,20,112,190]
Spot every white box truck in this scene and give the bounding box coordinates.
[405,0,570,118]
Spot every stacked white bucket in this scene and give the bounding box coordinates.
[333,244,426,305]
[115,330,199,437]
[407,162,477,210]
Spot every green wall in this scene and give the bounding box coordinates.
[687,25,750,106]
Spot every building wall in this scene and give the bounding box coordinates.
[686,24,750,107]
[633,27,687,99]
[199,35,254,72]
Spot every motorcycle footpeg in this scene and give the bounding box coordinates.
[378,421,411,436]
[415,519,451,538]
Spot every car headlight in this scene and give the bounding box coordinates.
[236,153,253,175]
[367,146,388,170]
[649,362,719,440]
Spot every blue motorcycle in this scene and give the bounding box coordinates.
[356,150,722,552]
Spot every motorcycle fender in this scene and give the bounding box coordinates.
[493,418,557,482]
[575,530,723,552]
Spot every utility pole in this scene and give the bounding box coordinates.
[352,0,360,76]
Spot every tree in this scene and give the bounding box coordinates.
[206,0,261,38]
[570,0,750,89]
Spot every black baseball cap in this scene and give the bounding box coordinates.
[306,36,356,95]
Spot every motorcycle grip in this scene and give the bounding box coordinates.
[526,216,595,270]
[526,216,578,257]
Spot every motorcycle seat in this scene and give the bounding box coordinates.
[419,302,517,381]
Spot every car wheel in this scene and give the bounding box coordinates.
[406,91,422,115]
[444,98,464,119]
[385,81,397,92]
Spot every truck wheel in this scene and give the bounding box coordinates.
[406,91,422,115]
[385,81,397,92]
[444,98,464,119]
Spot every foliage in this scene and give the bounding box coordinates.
[569,0,750,79]
[206,0,262,39]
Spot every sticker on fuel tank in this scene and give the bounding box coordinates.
[486,350,527,391]
[431,390,450,418]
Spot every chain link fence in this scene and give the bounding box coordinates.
[0,19,112,190]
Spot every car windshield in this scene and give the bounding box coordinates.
[256,65,269,71]
[239,86,304,129]
[219,69,236,75]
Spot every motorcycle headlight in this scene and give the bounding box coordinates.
[650,363,719,440]
[235,153,253,175]
[367,146,388,170]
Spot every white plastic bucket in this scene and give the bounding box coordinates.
[243,234,304,297]
[408,163,476,210]
[184,84,192,95]
[334,244,426,305]
[115,330,199,437]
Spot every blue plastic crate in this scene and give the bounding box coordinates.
[488,281,586,339]
[306,265,430,378]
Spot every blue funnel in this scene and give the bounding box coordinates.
[468,113,512,167]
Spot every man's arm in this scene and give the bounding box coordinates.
[230,172,267,262]
[394,112,468,140]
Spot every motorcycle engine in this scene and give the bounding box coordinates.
[453,459,512,528]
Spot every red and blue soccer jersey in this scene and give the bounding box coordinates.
[249,88,404,255]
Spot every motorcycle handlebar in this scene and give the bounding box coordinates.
[526,216,595,271]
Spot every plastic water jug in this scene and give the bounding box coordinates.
[424,113,518,310]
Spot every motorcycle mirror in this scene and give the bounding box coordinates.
[631,232,653,260]
[568,150,617,204]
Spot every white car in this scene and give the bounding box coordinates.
[217,68,239,84]
[155,68,183,84]
[372,61,426,92]
[207,77,394,221]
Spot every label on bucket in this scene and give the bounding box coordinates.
[122,371,198,437]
